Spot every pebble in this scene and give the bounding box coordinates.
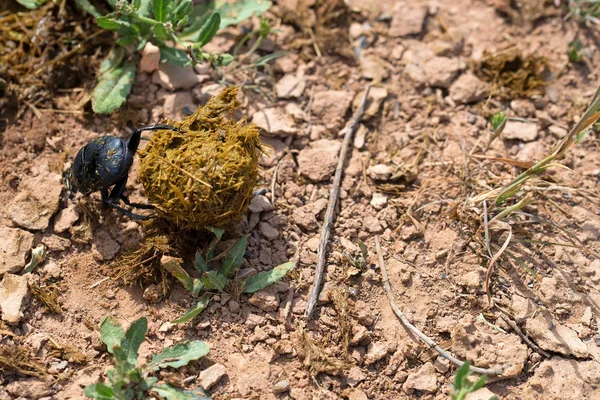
[449,72,488,104]
[249,290,280,312]
[152,63,204,90]
[139,42,161,73]
[53,204,79,233]
[363,216,383,234]
[9,172,62,230]
[199,363,227,390]
[389,5,428,37]
[367,164,392,180]
[524,309,589,358]
[423,57,464,88]
[162,92,195,119]
[403,362,438,394]
[0,273,29,325]
[360,54,389,83]
[370,192,388,210]
[346,366,366,386]
[348,389,369,400]
[275,74,305,99]
[297,139,341,181]
[272,379,291,394]
[41,235,71,252]
[353,87,388,119]
[259,222,279,240]
[252,107,298,137]
[365,342,388,365]
[502,120,539,142]
[311,90,354,127]
[0,227,35,275]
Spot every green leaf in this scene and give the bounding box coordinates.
[15,0,48,9]
[214,53,234,66]
[153,0,170,22]
[159,46,191,67]
[152,384,210,400]
[84,383,116,399]
[201,271,228,292]
[243,261,294,293]
[206,226,224,260]
[195,250,208,273]
[358,240,368,260]
[197,12,221,47]
[253,50,290,67]
[116,35,139,46]
[153,23,170,41]
[99,47,125,75]
[172,0,193,23]
[453,362,471,391]
[173,294,211,323]
[92,61,136,114]
[100,316,125,354]
[161,256,193,292]
[96,16,131,31]
[193,0,272,29]
[221,236,247,277]
[471,375,487,392]
[192,278,204,296]
[106,0,118,8]
[146,340,210,371]
[122,317,147,363]
[22,244,46,273]
[73,0,101,17]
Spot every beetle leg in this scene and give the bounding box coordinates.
[101,188,110,208]
[127,124,181,154]
[120,195,155,210]
[107,201,154,221]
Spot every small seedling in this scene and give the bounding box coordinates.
[85,316,210,400]
[342,240,369,276]
[163,227,294,323]
[451,361,498,400]
[564,0,600,25]
[568,40,585,63]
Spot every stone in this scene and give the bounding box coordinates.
[92,230,120,261]
[524,309,589,358]
[423,57,464,88]
[363,216,383,234]
[249,290,280,312]
[502,120,539,142]
[433,357,450,374]
[0,227,35,275]
[360,54,389,83]
[457,270,483,292]
[403,362,438,393]
[524,357,600,399]
[581,307,593,327]
[53,204,79,233]
[259,222,279,240]
[351,324,370,346]
[365,342,388,365]
[252,107,297,136]
[248,195,273,213]
[272,379,291,394]
[346,366,366,386]
[152,63,203,90]
[0,274,29,325]
[139,42,160,73]
[9,172,62,230]
[348,389,368,400]
[353,87,388,119]
[450,73,488,104]
[158,322,174,332]
[464,387,499,400]
[6,379,50,399]
[162,92,195,119]
[297,139,341,181]
[311,90,354,127]
[389,6,428,37]
[199,363,227,390]
[276,74,305,98]
[367,164,392,180]
[41,235,70,252]
[370,192,388,210]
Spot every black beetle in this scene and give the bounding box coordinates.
[66,124,179,220]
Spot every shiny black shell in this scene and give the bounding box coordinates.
[71,136,133,194]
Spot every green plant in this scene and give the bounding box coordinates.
[564,0,600,25]
[163,227,294,323]
[451,361,498,400]
[85,316,210,400]
[567,39,585,63]
[342,240,369,275]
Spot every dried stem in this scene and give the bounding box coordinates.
[305,85,371,318]
[375,237,505,376]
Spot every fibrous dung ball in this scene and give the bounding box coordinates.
[138,87,263,230]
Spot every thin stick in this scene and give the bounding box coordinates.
[484,228,512,310]
[375,237,505,375]
[304,86,371,319]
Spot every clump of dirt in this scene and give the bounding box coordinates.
[139,86,263,230]
[0,1,109,123]
[475,46,550,99]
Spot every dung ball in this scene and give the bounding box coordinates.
[138,87,263,230]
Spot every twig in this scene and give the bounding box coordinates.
[304,86,371,319]
[88,277,110,289]
[484,227,512,310]
[375,237,505,376]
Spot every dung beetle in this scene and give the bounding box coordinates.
[66,124,179,220]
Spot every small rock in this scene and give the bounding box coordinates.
[351,324,370,345]
[152,63,203,90]
[433,357,450,374]
[297,139,341,182]
[348,389,368,400]
[403,362,438,393]
[423,57,464,88]
[9,172,63,230]
[370,192,388,210]
[502,120,539,142]
[354,124,368,149]
[142,284,162,303]
[311,90,354,127]
[92,230,120,261]
[450,73,488,104]
[389,6,428,37]
[367,164,392,180]
[581,307,593,327]
[42,262,61,279]
[53,205,79,233]
[199,363,227,391]
[6,379,50,399]
[464,387,498,400]
[249,290,280,312]
[272,379,291,394]
[276,75,305,99]
[158,322,174,332]
[248,195,274,213]
[548,125,567,138]
[363,216,383,234]
[245,313,266,328]
[260,136,287,167]
[41,235,70,252]
[249,326,270,343]
[365,342,388,364]
[0,273,29,325]
[457,270,483,292]
[139,42,160,73]
[353,87,388,119]
[252,107,297,137]
[259,222,279,240]
[163,92,195,119]
[346,366,366,386]
[360,54,389,83]
[229,300,240,313]
[0,227,35,275]
[525,309,589,358]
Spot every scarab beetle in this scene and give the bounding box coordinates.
[66,124,179,220]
